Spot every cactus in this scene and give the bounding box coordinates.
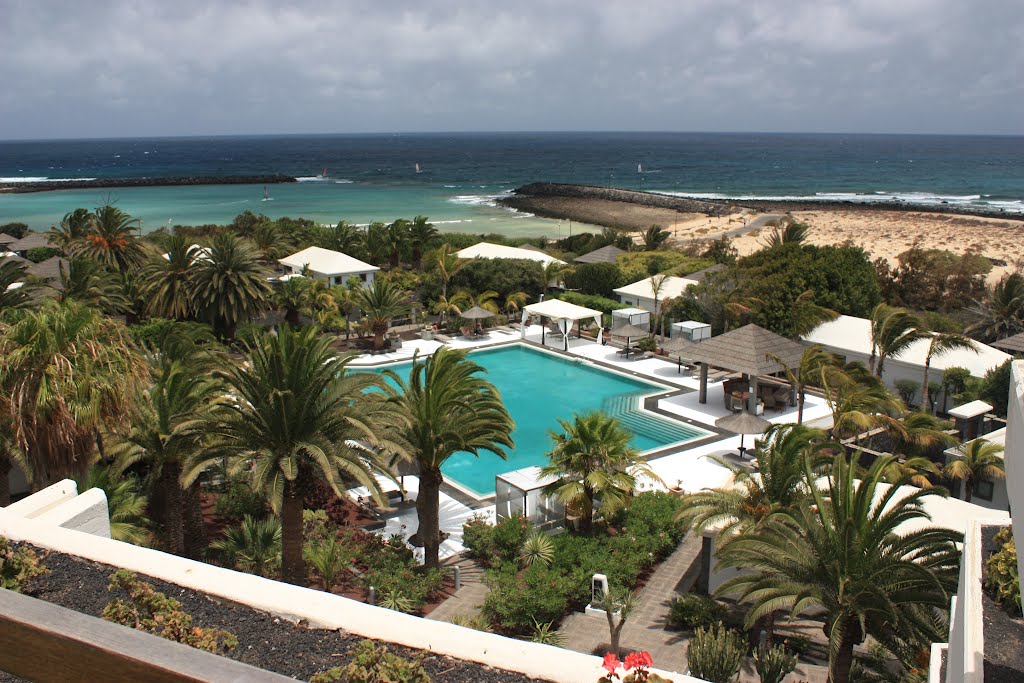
[686,622,745,683]
[753,643,797,683]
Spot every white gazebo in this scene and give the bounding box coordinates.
[495,466,564,532]
[521,299,603,351]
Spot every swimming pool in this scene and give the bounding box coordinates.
[367,344,709,496]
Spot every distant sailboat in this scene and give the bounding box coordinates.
[261,185,272,201]
[415,162,421,173]
[637,163,643,173]
[319,167,328,179]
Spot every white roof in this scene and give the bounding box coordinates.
[803,315,1011,378]
[523,298,602,321]
[161,244,211,262]
[496,466,560,491]
[949,400,994,420]
[456,242,565,267]
[279,246,378,276]
[870,481,1008,536]
[613,275,699,302]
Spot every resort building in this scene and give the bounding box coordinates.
[5,232,53,257]
[802,314,1011,407]
[278,246,379,287]
[455,242,565,267]
[573,244,625,264]
[613,275,699,312]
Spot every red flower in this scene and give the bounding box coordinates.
[624,651,654,671]
[602,652,621,674]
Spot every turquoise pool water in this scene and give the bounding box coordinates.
[365,345,708,496]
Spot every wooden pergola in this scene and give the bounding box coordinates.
[684,324,806,413]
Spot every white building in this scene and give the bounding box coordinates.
[802,315,1011,405]
[278,247,379,287]
[613,275,699,312]
[456,242,565,268]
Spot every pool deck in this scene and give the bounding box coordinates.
[345,325,832,559]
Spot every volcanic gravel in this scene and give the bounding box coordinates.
[2,545,548,683]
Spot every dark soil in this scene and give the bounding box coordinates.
[980,524,1024,683]
[3,545,546,683]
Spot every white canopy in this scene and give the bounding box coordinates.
[521,299,602,351]
[457,242,565,267]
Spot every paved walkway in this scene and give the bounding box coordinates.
[426,554,489,623]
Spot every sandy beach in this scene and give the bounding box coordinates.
[665,208,1024,283]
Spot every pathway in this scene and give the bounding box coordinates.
[426,554,489,623]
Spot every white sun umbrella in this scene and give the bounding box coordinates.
[611,323,650,357]
[716,410,771,457]
[460,305,497,320]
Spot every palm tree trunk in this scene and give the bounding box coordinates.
[797,387,805,425]
[605,607,624,657]
[922,356,933,414]
[281,479,306,584]
[0,456,11,507]
[417,467,444,570]
[182,482,207,560]
[161,463,186,556]
[964,480,973,503]
[583,483,595,535]
[828,618,862,683]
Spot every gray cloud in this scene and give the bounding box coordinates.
[1,0,1021,138]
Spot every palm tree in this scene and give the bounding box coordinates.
[138,235,200,320]
[408,216,437,271]
[57,258,130,313]
[677,424,829,544]
[331,280,360,340]
[211,515,282,578]
[868,304,925,378]
[772,344,841,425]
[641,224,670,250]
[503,291,529,319]
[435,244,470,302]
[274,276,312,327]
[384,347,513,569]
[355,278,409,350]
[363,222,390,267]
[0,299,145,486]
[78,463,150,545]
[943,438,1005,503]
[385,219,410,270]
[789,289,838,339]
[823,365,907,442]
[190,232,272,339]
[464,289,500,314]
[919,330,977,412]
[0,421,30,507]
[965,272,1024,343]
[762,220,809,248]
[0,259,35,312]
[541,260,572,295]
[650,273,669,338]
[320,220,364,257]
[185,326,403,584]
[432,292,469,324]
[250,222,292,262]
[717,454,962,683]
[540,411,659,534]
[878,456,943,489]
[47,208,92,253]
[888,412,958,459]
[70,204,146,273]
[110,355,220,558]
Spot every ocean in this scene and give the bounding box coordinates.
[0,132,1021,235]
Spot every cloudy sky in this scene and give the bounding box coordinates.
[2,0,1021,139]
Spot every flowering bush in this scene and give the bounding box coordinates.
[482,562,570,635]
[463,514,532,567]
[598,651,672,682]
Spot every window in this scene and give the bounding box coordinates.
[360,273,368,282]
[975,479,995,502]
[334,276,343,285]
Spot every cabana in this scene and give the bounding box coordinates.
[521,299,603,351]
[495,466,564,532]
[685,324,805,413]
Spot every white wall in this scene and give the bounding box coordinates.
[1005,361,1024,607]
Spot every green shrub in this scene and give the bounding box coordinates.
[616,252,712,283]
[668,594,725,631]
[309,639,429,683]
[210,515,281,578]
[985,527,1021,610]
[102,570,237,654]
[25,246,61,263]
[483,562,571,635]
[564,262,625,298]
[686,622,746,683]
[619,491,686,545]
[350,531,443,613]
[894,378,920,406]
[0,537,46,591]
[462,515,532,567]
[980,359,1012,418]
[556,291,627,317]
[753,643,798,683]
[214,479,269,522]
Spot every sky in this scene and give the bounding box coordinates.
[1,0,1022,140]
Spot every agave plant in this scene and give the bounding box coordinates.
[518,531,554,568]
[528,618,564,646]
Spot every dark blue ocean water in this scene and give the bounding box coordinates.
[1,132,1021,231]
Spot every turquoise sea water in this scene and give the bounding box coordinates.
[365,345,708,496]
[1,132,1021,233]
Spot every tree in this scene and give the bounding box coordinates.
[541,260,572,295]
[0,259,35,312]
[0,299,145,486]
[965,272,1024,343]
[920,329,977,412]
[186,326,402,584]
[138,235,200,321]
[593,584,638,657]
[763,219,809,248]
[47,208,92,253]
[650,273,669,338]
[70,204,146,273]
[641,224,670,250]
[316,220,365,259]
[540,411,659,534]
[717,454,962,683]
[868,304,926,378]
[355,278,409,350]
[435,244,469,301]
[211,515,282,578]
[384,347,513,569]
[772,344,841,424]
[58,258,130,313]
[677,424,828,544]
[408,216,437,271]
[363,222,389,266]
[78,463,150,546]
[111,355,220,558]
[564,262,624,298]
[0,420,30,507]
[943,438,1005,503]
[888,412,957,460]
[503,291,529,318]
[274,276,312,327]
[190,232,272,339]
[789,289,838,339]
[822,364,906,442]
[384,219,410,270]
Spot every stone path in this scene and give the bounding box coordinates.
[426,554,489,623]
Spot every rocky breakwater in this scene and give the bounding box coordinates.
[497,182,737,231]
[0,175,298,194]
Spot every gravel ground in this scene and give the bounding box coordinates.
[3,545,548,683]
